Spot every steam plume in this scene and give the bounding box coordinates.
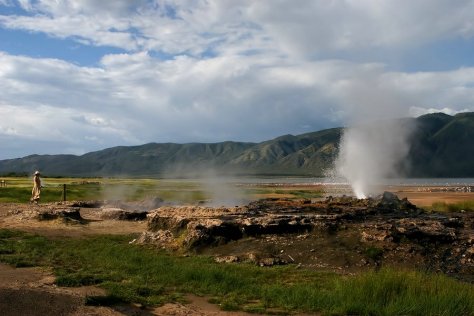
[331,72,415,198]
[336,119,413,198]
[163,165,248,206]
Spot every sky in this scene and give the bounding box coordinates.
[1,0,474,160]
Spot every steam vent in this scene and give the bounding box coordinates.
[135,192,474,281]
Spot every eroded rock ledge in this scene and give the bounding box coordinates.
[135,192,474,280]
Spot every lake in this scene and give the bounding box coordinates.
[225,177,474,186]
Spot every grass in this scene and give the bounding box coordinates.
[0,176,324,203]
[431,200,474,212]
[329,269,474,315]
[0,228,473,315]
[364,246,384,261]
[0,177,209,203]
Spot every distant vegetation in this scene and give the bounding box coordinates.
[408,112,474,177]
[431,200,474,212]
[1,229,473,315]
[0,177,323,204]
[0,112,473,177]
[0,172,28,177]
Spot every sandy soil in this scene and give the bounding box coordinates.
[1,185,473,315]
[396,191,473,207]
[387,186,474,207]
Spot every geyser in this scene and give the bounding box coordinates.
[336,120,413,198]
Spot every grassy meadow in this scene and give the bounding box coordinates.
[0,176,324,204]
[431,200,474,212]
[0,177,204,203]
[1,229,473,315]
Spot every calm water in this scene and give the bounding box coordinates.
[228,177,474,186]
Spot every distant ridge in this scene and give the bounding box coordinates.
[408,112,474,177]
[1,113,473,177]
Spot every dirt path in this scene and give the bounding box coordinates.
[0,263,115,316]
[0,262,269,316]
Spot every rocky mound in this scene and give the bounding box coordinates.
[95,197,163,221]
[4,199,156,224]
[7,204,85,224]
[134,192,474,280]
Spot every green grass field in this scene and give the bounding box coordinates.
[431,200,474,212]
[0,177,323,203]
[0,229,473,315]
[0,177,212,203]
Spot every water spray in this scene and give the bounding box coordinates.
[335,120,413,199]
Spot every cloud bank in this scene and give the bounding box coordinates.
[0,0,473,159]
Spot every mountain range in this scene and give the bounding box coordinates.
[0,112,473,178]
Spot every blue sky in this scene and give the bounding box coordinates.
[1,0,474,160]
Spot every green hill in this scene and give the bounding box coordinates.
[0,113,472,177]
[227,128,342,175]
[408,112,474,177]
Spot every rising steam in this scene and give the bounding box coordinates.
[335,119,413,198]
[163,165,249,206]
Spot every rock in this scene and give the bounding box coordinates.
[257,257,287,267]
[70,200,103,208]
[102,197,164,212]
[147,214,190,233]
[214,255,239,264]
[141,195,431,251]
[393,219,457,242]
[36,208,83,222]
[442,217,464,228]
[244,252,259,263]
[374,192,420,215]
[133,230,175,247]
[182,219,242,249]
[361,230,391,242]
[99,208,147,221]
[132,194,473,280]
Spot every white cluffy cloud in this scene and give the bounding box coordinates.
[409,107,472,117]
[1,0,474,57]
[0,0,474,160]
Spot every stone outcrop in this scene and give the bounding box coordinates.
[98,208,148,221]
[140,192,426,250]
[6,200,154,223]
[68,198,164,221]
[135,193,474,279]
[7,205,85,223]
[101,197,164,212]
[36,208,83,222]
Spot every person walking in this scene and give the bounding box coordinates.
[31,171,42,204]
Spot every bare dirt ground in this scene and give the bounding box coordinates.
[1,260,273,316]
[391,187,474,207]
[0,263,264,316]
[1,185,472,316]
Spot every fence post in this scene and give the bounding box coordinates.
[63,184,67,202]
